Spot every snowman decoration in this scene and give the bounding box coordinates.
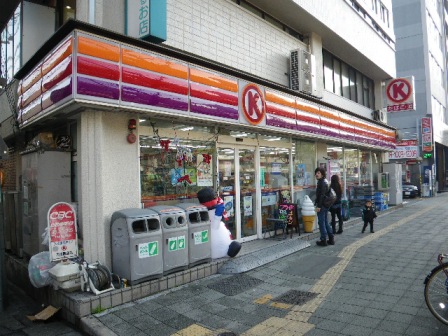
[197,188,241,259]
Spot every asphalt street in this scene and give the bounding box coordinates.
[3,194,448,336]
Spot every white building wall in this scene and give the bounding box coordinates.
[165,0,306,87]
[79,111,141,265]
[289,0,396,77]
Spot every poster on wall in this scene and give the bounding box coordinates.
[261,192,277,206]
[296,164,306,186]
[260,167,266,187]
[223,195,234,217]
[243,195,253,216]
[185,168,197,185]
[197,154,213,186]
[271,163,281,174]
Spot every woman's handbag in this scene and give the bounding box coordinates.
[322,187,336,208]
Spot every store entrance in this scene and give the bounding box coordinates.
[217,145,258,242]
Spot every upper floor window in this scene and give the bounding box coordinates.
[0,0,76,90]
[231,0,303,41]
[0,4,21,90]
[380,4,389,27]
[56,0,76,28]
[323,49,375,109]
[372,0,378,13]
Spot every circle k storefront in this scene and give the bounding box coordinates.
[15,22,395,263]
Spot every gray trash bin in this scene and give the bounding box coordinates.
[111,208,163,285]
[176,203,211,267]
[150,205,188,275]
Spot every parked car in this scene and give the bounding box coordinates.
[402,182,420,198]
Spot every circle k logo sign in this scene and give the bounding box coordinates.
[241,83,265,125]
[386,78,412,103]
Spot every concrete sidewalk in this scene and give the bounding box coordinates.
[78,196,448,336]
[3,196,440,336]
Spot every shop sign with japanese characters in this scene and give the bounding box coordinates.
[125,0,167,42]
[388,139,418,160]
[421,117,433,152]
[47,202,78,262]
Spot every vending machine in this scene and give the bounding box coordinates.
[21,150,71,258]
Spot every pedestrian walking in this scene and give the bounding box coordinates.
[362,200,377,233]
[329,174,343,234]
[314,167,334,246]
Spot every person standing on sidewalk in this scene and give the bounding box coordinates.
[362,200,377,233]
[314,167,334,246]
[329,174,343,234]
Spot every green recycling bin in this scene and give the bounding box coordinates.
[176,203,211,267]
[150,205,188,275]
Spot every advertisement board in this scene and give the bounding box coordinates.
[47,202,78,262]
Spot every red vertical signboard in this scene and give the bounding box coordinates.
[421,117,433,152]
[47,202,78,262]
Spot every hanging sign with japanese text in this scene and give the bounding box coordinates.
[47,202,78,262]
[421,117,433,152]
[125,0,167,42]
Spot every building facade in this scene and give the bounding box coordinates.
[0,0,397,268]
[391,0,448,193]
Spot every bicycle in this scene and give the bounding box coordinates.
[424,253,448,325]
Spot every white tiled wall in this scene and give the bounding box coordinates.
[165,0,306,86]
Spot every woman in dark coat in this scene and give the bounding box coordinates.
[314,167,334,246]
[329,174,343,234]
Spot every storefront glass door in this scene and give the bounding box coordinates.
[217,146,258,241]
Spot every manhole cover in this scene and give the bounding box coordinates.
[207,274,263,296]
[273,290,317,305]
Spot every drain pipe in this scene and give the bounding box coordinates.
[88,0,95,24]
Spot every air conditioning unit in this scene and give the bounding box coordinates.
[290,49,314,95]
[372,109,387,123]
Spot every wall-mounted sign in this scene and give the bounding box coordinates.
[240,82,266,126]
[386,77,415,112]
[422,117,433,152]
[125,0,167,42]
[389,139,418,160]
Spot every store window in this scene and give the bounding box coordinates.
[56,0,76,28]
[260,143,290,196]
[371,152,382,189]
[360,150,372,186]
[293,140,316,203]
[140,122,216,206]
[327,146,343,178]
[345,148,359,198]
